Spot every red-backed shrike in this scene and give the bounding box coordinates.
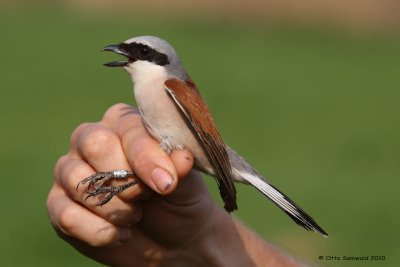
[79,36,328,237]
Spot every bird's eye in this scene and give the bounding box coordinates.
[140,46,150,55]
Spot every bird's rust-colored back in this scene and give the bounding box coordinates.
[164,78,237,212]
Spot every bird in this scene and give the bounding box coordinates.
[78,35,328,237]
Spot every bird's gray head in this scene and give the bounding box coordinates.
[102,35,188,81]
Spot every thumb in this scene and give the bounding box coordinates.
[169,149,194,178]
[167,150,210,204]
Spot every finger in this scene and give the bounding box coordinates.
[103,104,179,195]
[47,184,132,247]
[169,149,194,179]
[164,170,210,207]
[73,123,149,200]
[56,156,142,226]
[166,149,208,203]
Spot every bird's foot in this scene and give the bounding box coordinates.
[77,170,137,205]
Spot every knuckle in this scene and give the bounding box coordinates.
[70,122,93,146]
[88,229,117,247]
[106,206,135,226]
[54,155,69,182]
[78,127,119,160]
[56,205,118,247]
[46,186,57,222]
[58,205,79,235]
[103,103,134,122]
[105,103,131,116]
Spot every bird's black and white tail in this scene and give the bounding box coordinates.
[227,147,328,237]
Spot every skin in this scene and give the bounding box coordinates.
[47,103,306,267]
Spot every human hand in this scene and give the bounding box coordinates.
[47,103,218,266]
[47,103,304,267]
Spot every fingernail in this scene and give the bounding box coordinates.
[151,168,174,192]
[119,228,132,242]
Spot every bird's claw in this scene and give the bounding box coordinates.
[77,170,137,205]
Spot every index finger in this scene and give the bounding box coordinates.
[102,103,194,195]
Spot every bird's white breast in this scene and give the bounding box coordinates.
[129,62,182,149]
[126,62,212,174]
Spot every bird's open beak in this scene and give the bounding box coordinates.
[102,44,130,67]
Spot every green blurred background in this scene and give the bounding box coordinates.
[1,1,399,266]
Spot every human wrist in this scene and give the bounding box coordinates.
[167,205,303,267]
[169,204,255,267]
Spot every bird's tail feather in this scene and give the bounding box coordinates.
[227,147,328,237]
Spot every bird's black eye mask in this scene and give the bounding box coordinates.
[120,42,170,66]
[103,42,170,67]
